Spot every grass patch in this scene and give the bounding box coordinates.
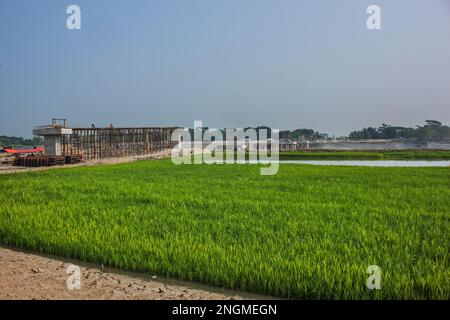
[0,159,448,299]
[279,150,450,160]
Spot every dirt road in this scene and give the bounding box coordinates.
[0,246,241,300]
[0,150,172,175]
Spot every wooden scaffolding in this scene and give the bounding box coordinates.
[61,127,177,160]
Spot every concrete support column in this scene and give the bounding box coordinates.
[33,127,73,156]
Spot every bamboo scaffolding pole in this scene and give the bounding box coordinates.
[61,127,177,159]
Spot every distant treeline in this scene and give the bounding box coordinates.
[3,120,449,146]
[348,120,450,141]
[186,121,450,142]
[186,126,329,140]
[188,126,276,139]
[280,129,328,140]
[280,120,450,141]
[0,135,43,147]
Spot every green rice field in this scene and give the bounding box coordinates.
[0,159,449,299]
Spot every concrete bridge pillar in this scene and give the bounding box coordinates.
[32,127,73,156]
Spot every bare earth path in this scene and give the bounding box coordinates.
[0,246,242,300]
[0,150,172,175]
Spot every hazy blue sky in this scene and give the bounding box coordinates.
[1,0,449,137]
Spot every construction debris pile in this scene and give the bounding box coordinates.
[13,155,82,167]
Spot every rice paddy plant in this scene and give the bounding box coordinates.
[0,159,448,299]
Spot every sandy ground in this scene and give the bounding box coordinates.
[0,246,242,300]
[0,151,253,300]
[0,150,172,175]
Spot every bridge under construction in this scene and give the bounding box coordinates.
[11,119,178,167]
